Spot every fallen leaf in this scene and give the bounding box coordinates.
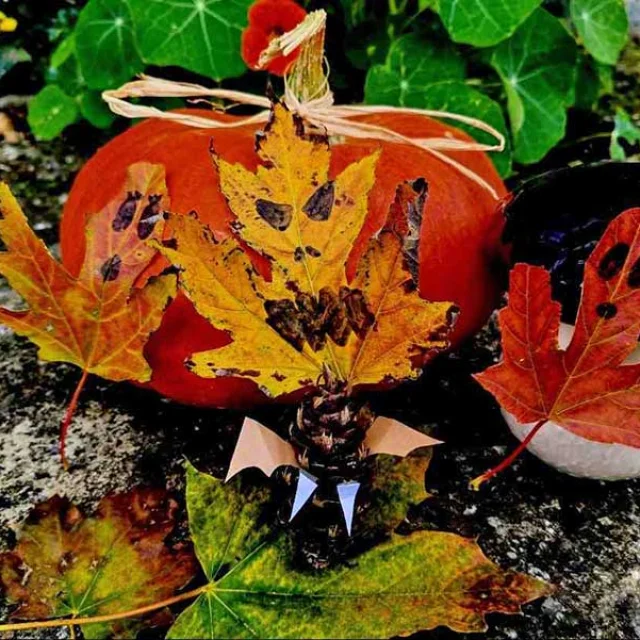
[476,207,640,450]
[167,463,551,639]
[0,164,176,463]
[0,489,197,639]
[215,102,379,294]
[157,113,457,397]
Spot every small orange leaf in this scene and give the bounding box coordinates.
[0,163,176,461]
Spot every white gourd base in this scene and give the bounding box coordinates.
[503,322,640,480]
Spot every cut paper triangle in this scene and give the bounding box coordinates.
[337,481,360,536]
[290,470,318,521]
[364,416,441,458]
[225,417,299,481]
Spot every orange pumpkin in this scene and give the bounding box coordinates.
[61,109,507,408]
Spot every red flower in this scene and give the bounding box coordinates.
[242,0,307,76]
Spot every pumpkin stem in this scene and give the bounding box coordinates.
[259,10,328,104]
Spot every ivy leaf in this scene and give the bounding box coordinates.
[571,0,629,65]
[437,0,543,47]
[610,109,640,159]
[27,85,79,141]
[364,34,465,107]
[75,0,143,91]
[129,0,252,82]
[0,489,197,639]
[167,463,551,639]
[476,207,640,449]
[491,9,577,164]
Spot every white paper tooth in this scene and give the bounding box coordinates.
[337,481,360,536]
[290,470,318,521]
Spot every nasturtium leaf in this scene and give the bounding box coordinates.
[437,0,542,47]
[129,0,251,82]
[75,0,143,91]
[364,34,465,107]
[168,464,551,639]
[79,91,117,129]
[610,109,640,160]
[476,207,640,448]
[0,489,196,639]
[491,9,578,164]
[157,105,456,397]
[27,85,79,141]
[0,164,176,460]
[419,81,511,177]
[571,0,629,65]
[46,36,85,98]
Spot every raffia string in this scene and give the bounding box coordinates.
[102,10,505,200]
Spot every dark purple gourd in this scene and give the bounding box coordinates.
[502,162,640,323]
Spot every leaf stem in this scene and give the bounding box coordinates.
[60,369,90,470]
[469,420,547,490]
[0,584,209,634]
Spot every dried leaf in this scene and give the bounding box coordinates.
[476,207,640,447]
[0,489,196,639]
[167,463,551,639]
[157,107,456,397]
[215,103,379,294]
[0,164,176,460]
[0,164,175,381]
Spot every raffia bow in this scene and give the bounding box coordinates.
[102,10,505,199]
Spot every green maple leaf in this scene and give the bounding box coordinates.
[168,463,551,639]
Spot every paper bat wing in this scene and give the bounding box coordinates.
[225,417,300,481]
[364,416,441,458]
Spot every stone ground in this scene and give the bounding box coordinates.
[1,129,640,640]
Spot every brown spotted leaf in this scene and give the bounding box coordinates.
[476,207,640,447]
[0,489,196,639]
[155,213,325,397]
[0,164,175,382]
[167,464,552,639]
[158,107,456,396]
[215,102,379,294]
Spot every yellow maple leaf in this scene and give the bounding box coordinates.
[215,103,379,295]
[158,107,457,398]
[0,163,176,464]
[155,214,325,397]
[335,180,457,387]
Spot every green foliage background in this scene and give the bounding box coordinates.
[1,0,638,174]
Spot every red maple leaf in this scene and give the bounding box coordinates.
[473,207,640,487]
